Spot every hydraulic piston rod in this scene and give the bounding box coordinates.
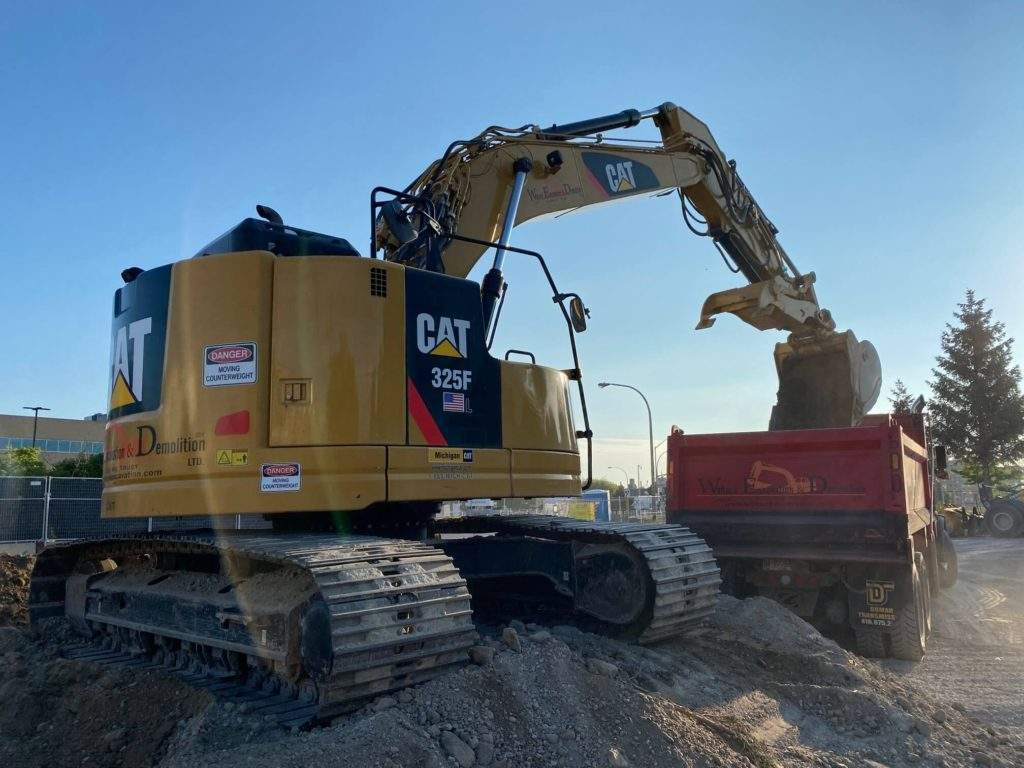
[481,157,532,335]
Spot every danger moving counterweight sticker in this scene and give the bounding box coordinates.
[260,462,301,492]
[204,342,257,387]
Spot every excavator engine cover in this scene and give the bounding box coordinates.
[769,330,881,430]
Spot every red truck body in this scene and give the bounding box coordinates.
[667,414,944,659]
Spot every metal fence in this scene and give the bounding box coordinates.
[1,476,667,545]
[0,476,270,544]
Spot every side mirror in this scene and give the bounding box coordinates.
[569,296,589,333]
[934,444,948,479]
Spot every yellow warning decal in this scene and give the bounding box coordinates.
[430,338,463,358]
[216,449,248,466]
[109,371,138,409]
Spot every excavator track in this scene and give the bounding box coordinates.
[434,515,721,643]
[30,533,477,724]
[29,518,719,723]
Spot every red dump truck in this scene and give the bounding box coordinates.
[666,413,957,660]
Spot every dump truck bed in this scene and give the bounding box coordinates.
[666,416,932,563]
[665,415,948,660]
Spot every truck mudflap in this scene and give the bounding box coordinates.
[848,558,929,661]
[849,569,914,631]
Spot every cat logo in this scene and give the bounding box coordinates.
[416,313,470,358]
[109,317,152,409]
[605,161,637,193]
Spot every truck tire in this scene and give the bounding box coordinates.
[854,628,886,658]
[936,527,958,589]
[985,503,1024,538]
[889,564,927,661]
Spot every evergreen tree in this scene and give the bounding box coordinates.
[888,379,914,414]
[929,290,1024,483]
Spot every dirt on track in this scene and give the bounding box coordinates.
[1,544,1023,768]
[0,553,32,625]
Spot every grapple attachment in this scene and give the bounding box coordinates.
[769,330,881,430]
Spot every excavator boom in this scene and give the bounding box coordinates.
[379,102,880,428]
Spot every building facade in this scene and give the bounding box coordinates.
[0,413,105,464]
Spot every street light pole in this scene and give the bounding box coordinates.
[607,465,630,489]
[22,406,51,448]
[599,382,655,492]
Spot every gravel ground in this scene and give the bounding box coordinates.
[880,538,1024,749]
[1,539,1023,768]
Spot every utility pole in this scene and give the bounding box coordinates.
[22,406,50,448]
[599,382,655,491]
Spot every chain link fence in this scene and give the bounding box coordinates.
[0,476,270,544]
[0,476,48,542]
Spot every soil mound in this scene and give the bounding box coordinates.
[0,554,33,626]
[2,561,1021,767]
[0,627,211,768]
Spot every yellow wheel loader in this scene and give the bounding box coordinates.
[29,102,880,725]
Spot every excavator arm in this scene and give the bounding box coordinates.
[377,102,881,429]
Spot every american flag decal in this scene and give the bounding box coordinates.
[442,391,466,412]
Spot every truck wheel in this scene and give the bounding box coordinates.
[889,564,927,661]
[855,628,886,658]
[985,503,1024,538]
[937,527,958,589]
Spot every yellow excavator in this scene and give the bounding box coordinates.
[29,101,880,725]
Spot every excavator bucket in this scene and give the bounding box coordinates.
[769,330,881,430]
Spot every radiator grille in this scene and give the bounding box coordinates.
[370,267,387,297]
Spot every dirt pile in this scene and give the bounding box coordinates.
[156,598,1023,768]
[0,627,211,768]
[0,554,33,625]
[2,561,1022,767]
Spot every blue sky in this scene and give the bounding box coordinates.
[1,2,1022,480]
